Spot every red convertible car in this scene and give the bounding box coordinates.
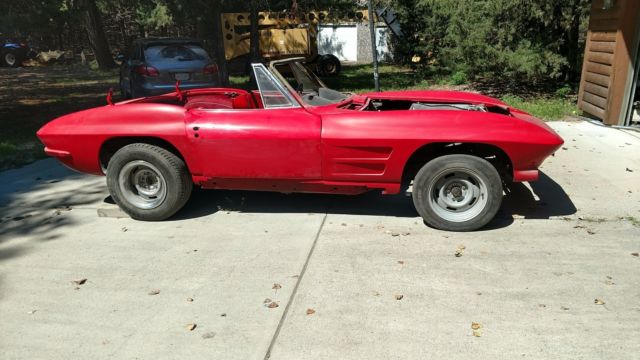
[37,58,563,231]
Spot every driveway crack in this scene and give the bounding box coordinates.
[263,211,328,360]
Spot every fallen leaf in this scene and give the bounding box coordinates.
[594,298,605,305]
[306,308,316,315]
[471,322,482,330]
[402,232,411,236]
[561,306,570,311]
[148,289,160,295]
[587,229,596,235]
[186,297,194,302]
[220,313,227,317]
[185,323,197,331]
[202,331,216,339]
[395,294,404,300]
[631,252,639,257]
[626,168,633,172]
[72,278,87,286]
[121,227,128,232]
[397,260,405,265]
[267,301,279,308]
[391,232,400,237]
[341,223,347,226]
[538,304,546,308]
[272,283,282,290]
[263,298,272,304]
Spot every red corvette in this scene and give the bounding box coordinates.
[37,58,563,231]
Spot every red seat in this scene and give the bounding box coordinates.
[184,92,257,110]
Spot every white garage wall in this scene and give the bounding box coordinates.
[318,24,392,63]
[317,25,358,62]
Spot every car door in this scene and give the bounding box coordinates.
[187,107,322,179]
[187,64,321,180]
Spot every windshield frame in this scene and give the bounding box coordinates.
[265,58,351,107]
[251,63,302,109]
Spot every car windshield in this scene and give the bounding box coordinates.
[268,60,350,106]
[145,44,209,62]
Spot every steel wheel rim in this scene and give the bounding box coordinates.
[118,160,167,210]
[5,53,16,66]
[427,167,488,223]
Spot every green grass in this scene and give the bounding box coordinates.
[0,142,18,157]
[501,95,578,121]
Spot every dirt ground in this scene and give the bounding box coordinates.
[0,65,119,170]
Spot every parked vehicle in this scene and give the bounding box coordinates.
[1,38,31,67]
[118,38,220,98]
[38,58,563,231]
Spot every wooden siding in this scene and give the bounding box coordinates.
[578,0,640,125]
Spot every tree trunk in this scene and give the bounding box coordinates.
[78,0,116,69]
[249,0,260,63]
[567,0,582,83]
[212,0,230,86]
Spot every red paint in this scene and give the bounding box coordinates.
[37,86,563,196]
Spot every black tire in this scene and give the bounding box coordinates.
[316,54,341,76]
[412,154,503,232]
[2,49,22,67]
[106,143,192,221]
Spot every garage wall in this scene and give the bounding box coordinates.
[578,0,640,125]
[317,25,358,62]
[318,24,392,63]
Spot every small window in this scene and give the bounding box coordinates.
[252,64,298,108]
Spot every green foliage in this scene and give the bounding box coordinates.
[388,0,590,83]
[449,70,468,86]
[501,95,577,121]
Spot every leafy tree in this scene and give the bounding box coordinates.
[388,0,590,83]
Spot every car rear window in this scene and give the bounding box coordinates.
[144,45,210,62]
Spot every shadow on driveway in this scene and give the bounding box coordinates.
[175,171,576,229]
[1,164,576,264]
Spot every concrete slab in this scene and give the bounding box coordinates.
[0,120,639,359]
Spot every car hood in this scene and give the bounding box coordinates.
[360,90,508,107]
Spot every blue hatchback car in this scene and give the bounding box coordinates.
[118,38,220,98]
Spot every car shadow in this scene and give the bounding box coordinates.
[174,171,576,230]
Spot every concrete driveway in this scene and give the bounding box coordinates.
[1,120,639,359]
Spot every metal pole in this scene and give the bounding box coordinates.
[367,0,380,91]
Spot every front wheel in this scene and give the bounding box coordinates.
[412,155,503,231]
[106,143,192,220]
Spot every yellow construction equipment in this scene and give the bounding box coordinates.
[221,10,371,75]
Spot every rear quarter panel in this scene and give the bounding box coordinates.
[37,103,196,175]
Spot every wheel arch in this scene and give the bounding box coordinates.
[99,136,186,173]
[402,142,513,185]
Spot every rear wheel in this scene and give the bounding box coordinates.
[106,143,192,220]
[316,54,341,76]
[412,154,503,231]
[2,50,22,67]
